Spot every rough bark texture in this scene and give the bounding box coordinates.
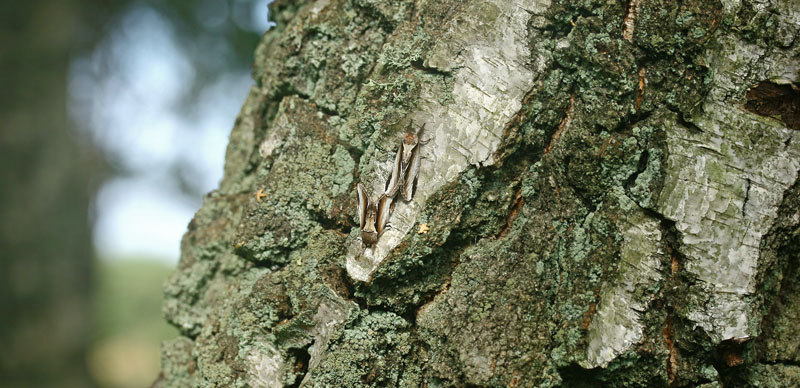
[156,0,800,387]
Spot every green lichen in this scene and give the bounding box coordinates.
[153,337,202,387]
[376,30,430,72]
[302,310,413,387]
[636,0,722,55]
[233,96,355,264]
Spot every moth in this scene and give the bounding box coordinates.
[385,123,425,201]
[357,183,392,246]
[384,145,403,198]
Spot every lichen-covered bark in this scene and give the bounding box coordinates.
[156,0,800,387]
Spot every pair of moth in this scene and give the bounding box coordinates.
[357,124,425,246]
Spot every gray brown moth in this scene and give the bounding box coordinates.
[384,145,403,198]
[385,123,425,201]
[357,183,392,246]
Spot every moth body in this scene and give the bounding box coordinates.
[362,202,379,245]
[357,183,392,246]
[401,135,417,166]
[385,123,425,202]
[357,122,427,248]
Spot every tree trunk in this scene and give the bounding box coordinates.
[0,2,104,387]
[156,0,800,386]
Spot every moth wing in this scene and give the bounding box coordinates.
[357,183,367,229]
[401,140,417,167]
[402,144,421,201]
[385,145,403,197]
[376,193,393,235]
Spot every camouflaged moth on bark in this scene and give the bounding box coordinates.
[385,123,425,202]
[357,183,392,246]
[384,145,403,198]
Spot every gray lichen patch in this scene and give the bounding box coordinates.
[163,191,250,337]
[634,0,722,55]
[153,337,201,388]
[254,0,409,117]
[190,267,275,387]
[414,151,646,386]
[301,310,413,387]
[756,177,800,365]
[179,251,354,387]
[234,96,355,264]
[221,86,271,195]
[345,0,551,282]
[731,363,800,387]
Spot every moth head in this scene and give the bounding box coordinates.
[401,139,417,165]
[401,123,426,164]
[404,132,417,145]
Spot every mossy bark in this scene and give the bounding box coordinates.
[156,0,800,387]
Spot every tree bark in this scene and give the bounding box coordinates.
[156,0,800,387]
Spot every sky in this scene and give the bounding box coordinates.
[69,0,273,262]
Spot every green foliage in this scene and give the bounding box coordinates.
[93,258,177,342]
[91,257,178,388]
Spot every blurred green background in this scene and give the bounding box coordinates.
[0,1,269,387]
[89,259,176,388]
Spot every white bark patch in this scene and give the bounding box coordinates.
[246,343,284,388]
[583,203,665,368]
[300,296,353,385]
[258,99,294,159]
[657,103,799,342]
[655,32,800,342]
[621,0,641,42]
[346,0,552,282]
[310,0,330,16]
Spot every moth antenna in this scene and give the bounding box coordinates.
[417,123,431,145]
